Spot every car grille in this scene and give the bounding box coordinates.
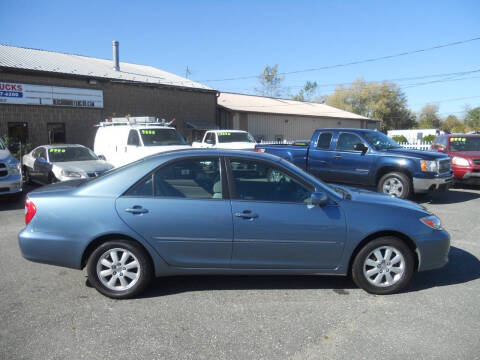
[0,163,7,177]
[439,159,451,173]
[0,187,9,193]
[473,159,480,166]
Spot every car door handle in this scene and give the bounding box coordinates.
[334,154,342,159]
[234,211,258,219]
[125,206,149,214]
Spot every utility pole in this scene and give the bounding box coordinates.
[185,66,192,79]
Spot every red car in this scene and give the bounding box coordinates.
[431,134,480,185]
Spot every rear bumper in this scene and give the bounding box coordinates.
[18,228,83,269]
[0,174,22,195]
[412,173,453,193]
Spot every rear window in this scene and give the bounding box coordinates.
[317,133,332,150]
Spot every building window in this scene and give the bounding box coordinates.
[8,122,29,145]
[47,123,66,144]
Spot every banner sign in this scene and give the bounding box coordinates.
[0,82,103,108]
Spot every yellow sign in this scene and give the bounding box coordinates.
[49,148,66,153]
[141,130,156,135]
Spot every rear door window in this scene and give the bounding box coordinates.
[127,130,140,146]
[317,132,333,150]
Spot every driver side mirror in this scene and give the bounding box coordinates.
[98,155,106,161]
[311,191,329,206]
[437,147,445,153]
[354,143,368,154]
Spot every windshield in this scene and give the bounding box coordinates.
[363,131,401,150]
[48,147,98,162]
[140,129,187,146]
[217,132,256,143]
[449,136,480,152]
[0,138,6,150]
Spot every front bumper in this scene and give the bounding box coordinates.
[412,173,453,193]
[0,174,22,195]
[416,229,450,272]
[453,165,480,184]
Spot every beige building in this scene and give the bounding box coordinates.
[217,92,379,142]
[0,42,217,148]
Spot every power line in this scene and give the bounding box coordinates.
[197,35,480,82]
[218,68,480,93]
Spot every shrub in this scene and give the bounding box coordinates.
[392,135,408,143]
[422,135,436,143]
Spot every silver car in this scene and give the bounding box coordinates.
[22,144,113,184]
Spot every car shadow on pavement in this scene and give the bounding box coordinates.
[0,184,39,211]
[140,274,356,298]
[138,246,479,298]
[406,246,480,293]
[413,188,480,205]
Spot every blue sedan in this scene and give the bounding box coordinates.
[18,149,450,298]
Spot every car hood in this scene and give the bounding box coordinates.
[216,142,256,150]
[383,148,449,161]
[338,185,429,214]
[448,151,480,159]
[0,149,14,162]
[52,160,113,173]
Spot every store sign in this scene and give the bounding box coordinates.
[0,82,103,108]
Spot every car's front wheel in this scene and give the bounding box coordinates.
[352,237,414,295]
[377,172,412,199]
[87,240,153,299]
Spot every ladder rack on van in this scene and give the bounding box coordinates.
[96,116,175,127]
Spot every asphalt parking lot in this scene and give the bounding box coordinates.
[1,186,479,360]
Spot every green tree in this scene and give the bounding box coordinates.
[464,107,480,131]
[417,104,441,129]
[255,64,284,98]
[392,135,408,143]
[440,115,466,133]
[293,81,318,102]
[325,78,416,131]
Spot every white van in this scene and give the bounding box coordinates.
[93,117,190,168]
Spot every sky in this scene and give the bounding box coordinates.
[1,0,479,117]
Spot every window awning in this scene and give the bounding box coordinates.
[185,121,219,130]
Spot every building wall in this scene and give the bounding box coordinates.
[0,71,217,148]
[245,112,366,141]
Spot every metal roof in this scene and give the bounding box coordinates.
[218,92,374,121]
[0,44,213,91]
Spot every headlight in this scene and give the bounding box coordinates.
[451,156,469,166]
[61,170,82,178]
[420,215,442,230]
[420,160,438,172]
[7,161,20,174]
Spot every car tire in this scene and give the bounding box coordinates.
[87,240,154,299]
[351,237,414,295]
[377,172,412,199]
[48,172,57,184]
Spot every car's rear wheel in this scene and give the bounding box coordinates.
[87,240,153,299]
[377,172,411,199]
[352,237,414,295]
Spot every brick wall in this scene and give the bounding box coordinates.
[0,71,217,148]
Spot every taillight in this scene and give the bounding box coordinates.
[254,148,265,152]
[25,196,37,225]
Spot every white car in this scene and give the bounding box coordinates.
[0,137,22,196]
[22,144,114,185]
[94,117,191,168]
[192,130,257,150]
